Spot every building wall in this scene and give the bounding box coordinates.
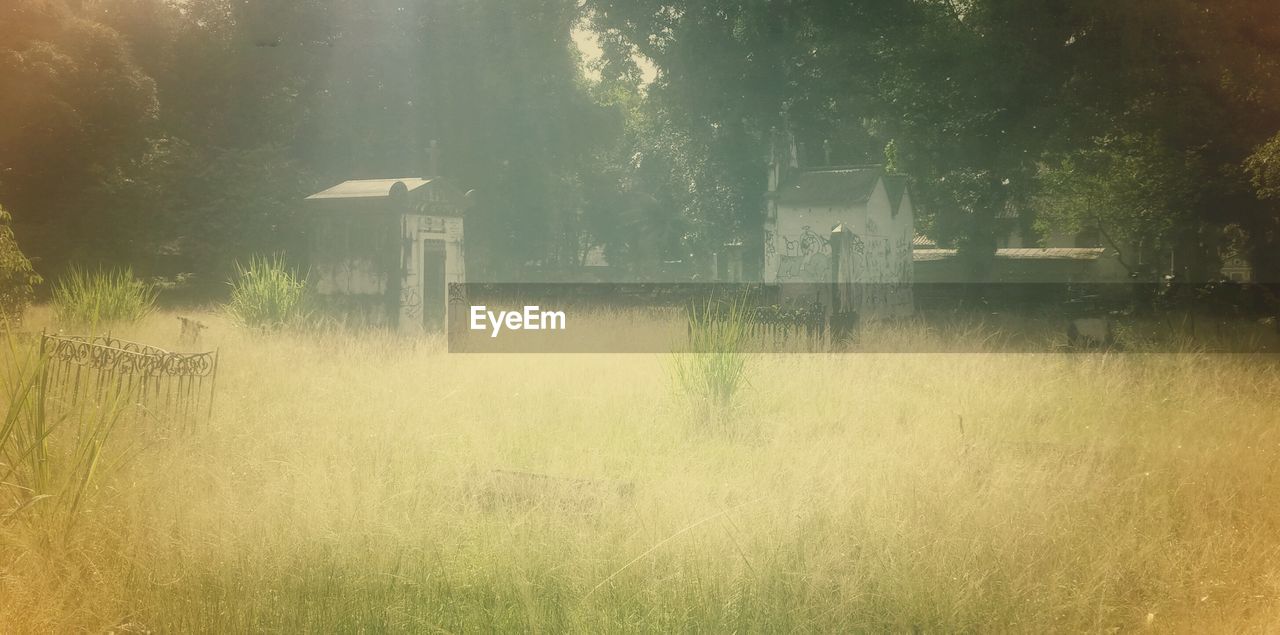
[1002,227,1099,249]
[888,191,915,317]
[914,253,1130,284]
[309,210,464,331]
[763,202,853,285]
[309,212,401,326]
[763,179,913,318]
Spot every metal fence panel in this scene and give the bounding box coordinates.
[38,333,218,430]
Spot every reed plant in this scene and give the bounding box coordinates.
[226,255,310,329]
[0,328,131,538]
[667,294,754,427]
[51,266,156,330]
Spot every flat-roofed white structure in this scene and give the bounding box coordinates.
[304,177,469,331]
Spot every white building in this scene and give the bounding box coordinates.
[762,143,914,318]
[304,177,469,332]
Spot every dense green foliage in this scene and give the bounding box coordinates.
[1033,134,1202,274]
[0,207,41,325]
[586,0,1280,281]
[51,267,157,329]
[2,0,1279,284]
[2,0,617,281]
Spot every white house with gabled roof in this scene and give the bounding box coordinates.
[763,141,914,318]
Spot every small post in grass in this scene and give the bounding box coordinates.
[828,224,859,349]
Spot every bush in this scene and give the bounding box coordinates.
[667,294,754,427]
[0,207,42,326]
[52,266,156,329]
[226,255,310,329]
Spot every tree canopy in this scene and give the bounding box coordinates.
[2,0,1279,285]
[586,0,1280,281]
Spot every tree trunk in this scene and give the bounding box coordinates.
[957,177,1006,302]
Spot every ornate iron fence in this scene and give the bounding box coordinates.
[688,300,831,351]
[744,303,828,348]
[38,333,219,429]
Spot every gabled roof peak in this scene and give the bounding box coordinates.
[883,174,910,216]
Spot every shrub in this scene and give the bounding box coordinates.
[52,266,156,329]
[226,255,310,329]
[667,294,754,427]
[0,206,42,326]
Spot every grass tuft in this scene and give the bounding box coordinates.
[51,266,156,330]
[226,255,310,329]
[668,294,754,427]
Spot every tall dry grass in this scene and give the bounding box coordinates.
[1,308,1279,632]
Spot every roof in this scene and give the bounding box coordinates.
[305,178,433,200]
[998,247,1105,260]
[913,247,1106,262]
[912,248,957,262]
[912,235,937,248]
[777,167,882,207]
[883,174,909,215]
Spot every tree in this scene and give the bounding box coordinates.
[0,0,158,269]
[583,1,1118,282]
[0,205,41,324]
[582,1,895,274]
[1029,0,1280,281]
[1244,132,1280,281]
[1034,133,1204,274]
[584,0,1280,285]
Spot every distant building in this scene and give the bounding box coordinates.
[912,246,1128,283]
[1221,251,1253,282]
[761,138,914,318]
[304,176,469,331]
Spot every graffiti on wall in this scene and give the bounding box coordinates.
[400,259,421,321]
[400,281,421,322]
[776,226,832,282]
[766,217,913,317]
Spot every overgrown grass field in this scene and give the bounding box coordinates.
[4,307,1280,632]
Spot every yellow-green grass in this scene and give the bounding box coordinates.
[3,306,1280,632]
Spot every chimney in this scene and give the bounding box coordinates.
[823,139,832,166]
